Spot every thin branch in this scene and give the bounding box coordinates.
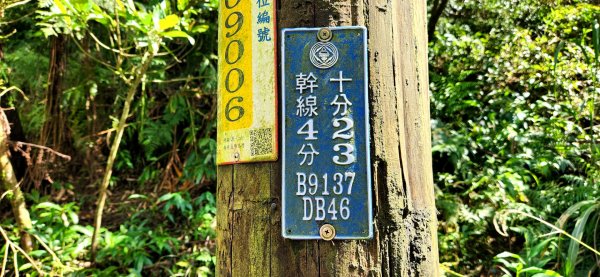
[87,31,138,58]
[0,180,21,202]
[113,6,126,71]
[164,43,200,70]
[0,190,10,202]
[78,114,159,140]
[150,76,210,84]
[9,141,71,161]
[70,37,117,71]
[1,242,8,277]
[12,247,17,276]
[0,86,28,101]
[0,226,44,275]
[0,10,35,26]
[31,233,64,266]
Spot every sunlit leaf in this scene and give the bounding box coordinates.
[162,30,195,45]
[159,14,180,31]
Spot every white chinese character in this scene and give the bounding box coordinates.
[297,143,319,165]
[296,72,318,94]
[330,71,352,93]
[296,96,305,116]
[296,96,318,117]
[304,95,318,116]
[330,94,352,116]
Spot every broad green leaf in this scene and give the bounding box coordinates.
[51,0,73,25]
[192,24,210,33]
[34,202,62,210]
[18,263,33,271]
[128,194,148,200]
[86,12,113,27]
[72,225,93,236]
[177,0,189,10]
[159,14,180,31]
[556,200,595,228]
[115,0,125,10]
[495,251,526,263]
[126,0,137,12]
[158,193,176,202]
[521,267,544,274]
[68,211,79,224]
[28,250,47,258]
[531,271,562,277]
[567,203,599,274]
[528,238,553,260]
[176,261,190,267]
[53,0,67,14]
[553,41,564,72]
[162,30,195,45]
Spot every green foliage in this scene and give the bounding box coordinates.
[0,0,218,275]
[494,227,561,277]
[0,0,218,186]
[0,191,217,276]
[431,0,600,275]
[91,191,217,276]
[555,200,600,276]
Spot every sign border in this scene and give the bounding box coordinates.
[281,26,373,240]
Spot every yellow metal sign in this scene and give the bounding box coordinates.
[217,0,277,164]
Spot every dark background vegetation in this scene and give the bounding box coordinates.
[0,0,598,276]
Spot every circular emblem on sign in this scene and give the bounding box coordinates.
[310,42,338,69]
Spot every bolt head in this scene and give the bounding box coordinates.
[317,28,332,42]
[319,224,336,240]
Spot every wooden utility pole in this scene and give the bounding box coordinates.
[216,0,439,275]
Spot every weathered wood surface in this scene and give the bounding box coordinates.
[0,110,33,252]
[217,0,438,275]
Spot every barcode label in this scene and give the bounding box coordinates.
[250,128,273,156]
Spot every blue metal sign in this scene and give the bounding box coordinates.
[282,27,372,240]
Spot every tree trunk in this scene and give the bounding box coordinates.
[40,34,68,150]
[428,0,449,42]
[216,0,438,276]
[0,110,33,252]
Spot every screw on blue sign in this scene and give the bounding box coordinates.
[281,26,372,240]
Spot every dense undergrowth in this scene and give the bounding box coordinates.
[1,0,219,276]
[430,0,600,275]
[1,0,599,276]
[1,190,216,276]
